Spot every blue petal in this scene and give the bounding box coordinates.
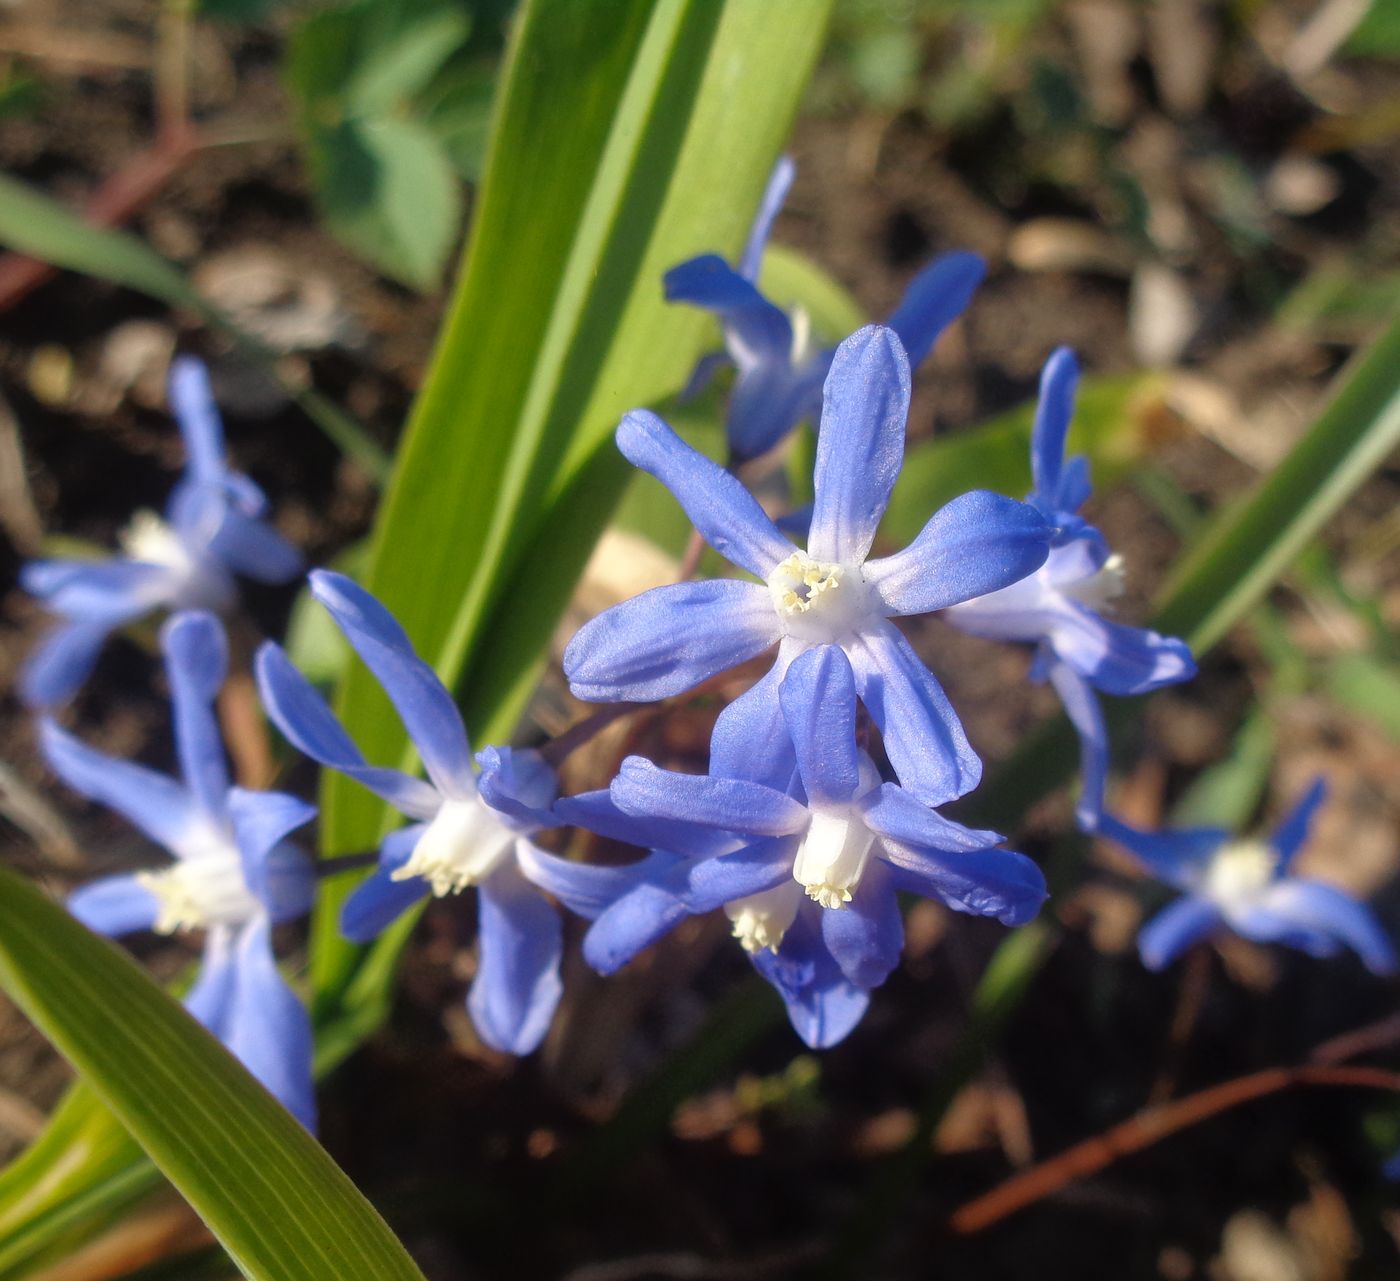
[738,153,795,281]
[184,926,237,1034]
[662,255,792,366]
[751,908,870,1049]
[1271,776,1327,876]
[820,862,903,987]
[1095,814,1227,892]
[1028,347,1082,517]
[884,251,985,367]
[340,824,429,942]
[780,645,860,806]
[40,717,197,856]
[469,861,563,1055]
[161,612,230,822]
[208,504,302,584]
[168,357,228,485]
[866,491,1051,617]
[255,641,442,820]
[883,842,1047,927]
[310,571,476,799]
[709,645,797,788]
[846,622,980,805]
[808,326,910,566]
[859,782,1004,853]
[475,746,559,832]
[19,620,112,708]
[224,917,317,1130]
[1044,655,1109,830]
[729,357,829,461]
[611,756,807,837]
[517,845,685,920]
[21,557,174,621]
[564,578,781,703]
[1238,880,1397,975]
[226,787,316,920]
[554,789,736,860]
[1049,607,1196,696]
[584,877,693,975]
[1138,896,1222,971]
[682,836,795,913]
[68,874,159,937]
[615,410,793,576]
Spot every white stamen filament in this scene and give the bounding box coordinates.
[138,836,259,934]
[726,883,801,954]
[1062,552,1126,613]
[1203,839,1276,908]
[789,305,815,365]
[793,809,876,910]
[119,510,197,576]
[391,797,516,897]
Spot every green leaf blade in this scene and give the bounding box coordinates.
[0,865,424,1281]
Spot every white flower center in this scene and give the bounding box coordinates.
[766,552,874,644]
[726,882,802,953]
[391,796,516,897]
[137,833,259,934]
[1061,552,1126,613]
[1203,840,1276,908]
[120,511,197,576]
[793,809,876,909]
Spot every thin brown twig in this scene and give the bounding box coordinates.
[948,1064,1400,1236]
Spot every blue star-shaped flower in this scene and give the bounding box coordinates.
[255,571,568,1055]
[532,646,1046,1048]
[21,358,303,708]
[45,611,318,1128]
[565,325,1052,807]
[1098,779,1396,974]
[666,156,986,462]
[943,347,1195,825]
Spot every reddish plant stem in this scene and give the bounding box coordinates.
[1147,943,1212,1105]
[948,1064,1400,1236]
[0,123,200,312]
[677,526,706,581]
[540,701,647,767]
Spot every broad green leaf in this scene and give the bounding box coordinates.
[0,864,425,1281]
[345,8,472,115]
[1170,706,1275,829]
[757,243,866,341]
[316,0,834,1013]
[305,116,460,290]
[0,174,390,482]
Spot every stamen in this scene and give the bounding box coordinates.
[726,883,801,953]
[1204,839,1276,906]
[768,551,842,616]
[391,797,516,897]
[119,510,196,575]
[793,809,875,911]
[137,839,260,934]
[1063,552,1126,613]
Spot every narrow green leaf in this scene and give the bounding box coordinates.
[1155,313,1400,651]
[757,243,865,341]
[0,174,391,482]
[1326,652,1400,741]
[1169,707,1275,829]
[0,865,424,1281]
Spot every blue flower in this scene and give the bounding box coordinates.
[255,570,566,1056]
[20,357,302,709]
[533,646,1046,1048]
[1098,778,1396,974]
[564,325,1052,807]
[44,611,317,1128]
[665,157,986,461]
[942,348,1195,825]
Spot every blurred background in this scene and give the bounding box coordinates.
[1,1,1400,1278]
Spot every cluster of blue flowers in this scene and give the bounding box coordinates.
[26,160,1393,1134]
